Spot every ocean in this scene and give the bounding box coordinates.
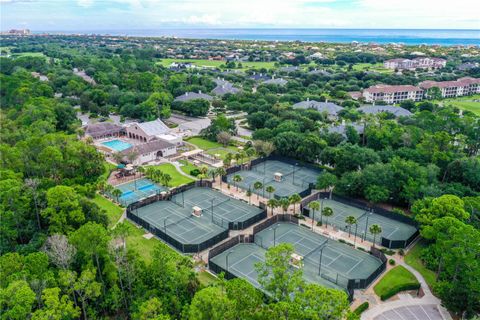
[43,28,480,46]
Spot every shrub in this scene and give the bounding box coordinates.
[398,249,405,256]
[380,283,420,301]
[357,247,366,252]
[389,259,395,266]
[380,248,396,256]
[316,221,323,226]
[354,302,369,315]
[190,169,201,176]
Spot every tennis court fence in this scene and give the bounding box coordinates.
[127,208,229,253]
[252,214,299,235]
[346,246,387,290]
[208,234,254,280]
[301,192,419,249]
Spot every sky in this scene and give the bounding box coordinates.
[1,0,480,31]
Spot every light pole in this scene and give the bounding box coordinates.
[164,217,170,234]
[364,211,372,242]
[211,198,214,222]
[320,198,327,225]
[270,225,279,246]
[311,208,316,230]
[226,250,235,274]
[354,223,358,247]
[318,246,326,275]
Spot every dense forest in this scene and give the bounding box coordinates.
[0,35,479,319]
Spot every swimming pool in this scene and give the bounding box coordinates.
[102,139,132,152]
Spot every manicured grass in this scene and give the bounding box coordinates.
[124,222,158,263]
[351,63,393,74]
[156,58,275,70]
[440,94,480,115]
[178,160,198,176]
[150,163,195,187]
[197,270,218,287]
[374,265,420,300]
[12,52,47,58]
[186,137,225,150]
[405,240,438,290]
[91,194,124,228]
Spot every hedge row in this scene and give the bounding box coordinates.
[380,283,421,301]
[354,302,369,315]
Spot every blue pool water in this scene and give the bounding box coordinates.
[102,139,132,152]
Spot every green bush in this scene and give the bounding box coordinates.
[190,169,201,176]
[380,283,420,301]
[316,221,322,226]
[380,248,396,256]
[354,302,369,315]
[389,259,395,266]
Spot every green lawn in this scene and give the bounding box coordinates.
[91,194,124,228]
[405,240,438,290]
[124,222,159,263]
[178,159,198,176]
[374,265,420,300]
[91,191,178,264]
[351,63,393,74]
[150,163,195,187]
[197,270,218,287]
[12,52,47,59]
[156,58,275,70]
[440,94,480,115]
[186,137,225,150]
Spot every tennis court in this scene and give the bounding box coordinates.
[254,223,383,285]
[130,187,265,251]
[209,243,345,292]
[304,199,417,245]
[115,178,167,205]
[226,160,321,199]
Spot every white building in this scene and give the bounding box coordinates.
[363,84,424,104]
[384,57,446,70]
[126,119,182,145]
[120,139,177,165]
[419,77,480,98]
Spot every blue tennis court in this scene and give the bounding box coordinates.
[115,178,167,205]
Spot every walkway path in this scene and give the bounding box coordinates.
[361,259,451,320]
[170,160,197,180]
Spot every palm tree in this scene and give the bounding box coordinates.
[216,167,226,186]
[126,151,138,165]
[253,181,263,199]
[265,185,275,199]
[232,174,243,191]
[137,166,145,178]
[322,207,334,229]
[104,184,114,195]
[369,224,382,248]
[112,152,124,164]
[199,165,209,176]
[234,153,242,165]
[162,173,172,187]
[112,188,123,203]
[246,189,252,204]
[308,201,320,230]
[224,153,232,167]
[279,198,290,214]
[345,215,358,238]
[289,193,302,215]
[267,198,279,216]
[208,169,217,182]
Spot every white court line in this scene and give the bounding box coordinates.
[229,252,264,270]
[345,258,364,274]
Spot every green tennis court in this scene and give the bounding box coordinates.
[131,187,265,248]
[254,223,383,285]
[114,178,168,206]
[226,160,321,198]
[304,199,417,244]
[209,243,345,292]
